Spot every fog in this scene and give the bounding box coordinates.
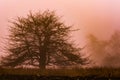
[0,0,120,67]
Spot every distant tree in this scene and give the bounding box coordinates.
[104,31,120,67]
[1,10,87,69]
[87,32,120,67]
[87,34,108,67]
[108,31,120,55]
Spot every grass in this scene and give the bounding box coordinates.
[0,67,120,77]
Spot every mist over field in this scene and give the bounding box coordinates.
[0,0,120,67]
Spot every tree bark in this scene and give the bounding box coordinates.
[39,35,49,70]
[39,51,46,70]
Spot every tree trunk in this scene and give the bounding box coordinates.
[39,52,46,70]
[38,31,49,70]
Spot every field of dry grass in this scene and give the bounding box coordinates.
[0,67,120,80]
[0,67,120,77]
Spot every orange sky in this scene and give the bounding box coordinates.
[0,0,120,55]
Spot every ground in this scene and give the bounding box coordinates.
[0,67,120,80]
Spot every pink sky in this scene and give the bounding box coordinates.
[0,0,120,55]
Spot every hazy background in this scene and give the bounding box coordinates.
[0,0,120,66]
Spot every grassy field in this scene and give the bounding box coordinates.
[0,67,120,77]
[0,67,120,80]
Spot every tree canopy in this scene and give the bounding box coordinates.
[1,10,87,69]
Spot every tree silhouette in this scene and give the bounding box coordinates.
[87,32,120,67]
[1,10,87,69]
[104,31,120,67]
[87,34,108,67]
[108,31,120,54]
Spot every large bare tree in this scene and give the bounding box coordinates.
[1,11,87,69]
